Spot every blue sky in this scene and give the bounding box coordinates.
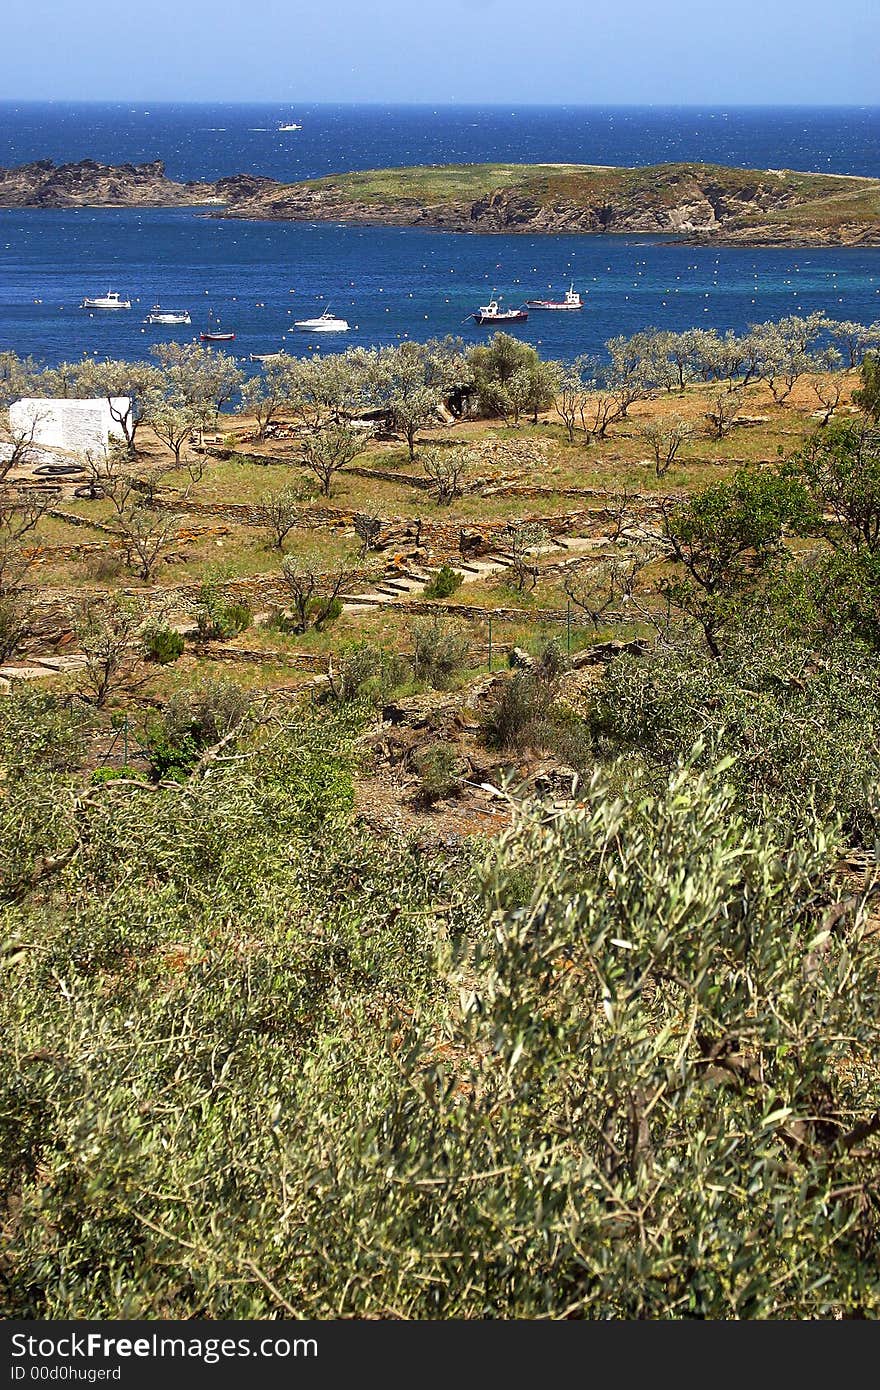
[1,0,877,103]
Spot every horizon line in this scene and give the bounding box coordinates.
[1,99,879,110]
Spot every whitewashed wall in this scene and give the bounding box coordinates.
[9,397,132,454]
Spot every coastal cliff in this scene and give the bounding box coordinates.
[1,158,877,246]
[217,162,880,246]
[0,159,218,208]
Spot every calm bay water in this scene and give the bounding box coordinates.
[0,104,878,366]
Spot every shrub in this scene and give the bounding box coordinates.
[309,596,342,631]
[410,617,470,690]
[422,565,464,600]
[194,573,252,642]
[0,689,87,778]
[330,641,408,706]
[83,550,125,582]
[142,623,184,665]
[143,678,252,781]
[590,623,880,841]
[412,742,461,803]
[480,671,553,751]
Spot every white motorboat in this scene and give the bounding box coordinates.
[81,290,131,311]
[293,309,349,332]
[143,305,192,325]
[278,122,303,131]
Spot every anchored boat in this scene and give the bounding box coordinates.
[525,283,583,311]
[293,308,349,333]
[81,290,131,311]
[144,305,192,325]
[471,296,528,325]
[200,309,235,342]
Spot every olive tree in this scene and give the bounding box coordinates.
[279,553,358,633]
[502,520,549,593]
[421,445,472,504]
[659,468,810,656]
[636,415,695,477]
[75,357,164,455]
[299,421,364,497]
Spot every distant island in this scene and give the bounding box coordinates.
[2,157,878,247]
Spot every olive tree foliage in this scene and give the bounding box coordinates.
[502,520,549,592]
[73,358,165,455]
[793,420,880,556]
[636,415,695,476]
[416,764,880,1318]
[0,351,44,477]
[603,333,654,420]
[592,622,880,842]
[749,313,838,405]
[0,359,56,658]
[256,481,307,550]
[823,317,880,371]
[0,480,55,659]
[239,355,302,441]
[421,445,472,504]
[74,596,153,708]
[705,386,746,439]
[363,338,471,457]
[853,352,880,424]
[564,548,655,628]
[299,421,364,497]
[554,356,595,442]
[86,446,179,581]
[151,342,245,432]
[148,400,202,468]
[4,684,880,1315]
[466,333,554,425]
[658,468,810,657]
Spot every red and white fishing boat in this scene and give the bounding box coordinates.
[200,309,235,342]
[471,296,528,325]
[525,283,583,311]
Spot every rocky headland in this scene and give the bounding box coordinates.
[1,158,877,247]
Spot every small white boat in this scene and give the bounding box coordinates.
[278,122,303,131]
[143,305,192,325]
[81,290,131,311]
[294,308,349,333]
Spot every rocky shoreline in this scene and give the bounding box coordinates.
[1,158,878,248]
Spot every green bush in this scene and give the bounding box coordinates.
[142,623,185,665]
[142,678,252,781]
[480,671,553,751]
[423,565,464,600]
[0,689,87,778]
[410,617,470,690]
[308,595,342,631]
[590,623,880,841]
[412,742,461,803]
[5,741,879,1317]
[194,571,253,643]
[330,641,409,706]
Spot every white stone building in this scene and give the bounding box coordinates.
[8,397,131,456]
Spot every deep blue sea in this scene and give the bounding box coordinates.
[1,103,878,366]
